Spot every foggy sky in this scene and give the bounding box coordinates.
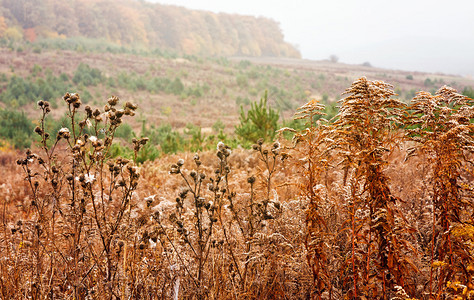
[150,0,474,77]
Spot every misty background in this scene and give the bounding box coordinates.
[154,0,474,77]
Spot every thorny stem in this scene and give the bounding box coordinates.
[156,219,200,289]
[221,156,245,286]
[218,207,243,284]
[242,181,254,289]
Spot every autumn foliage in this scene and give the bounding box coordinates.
[0,0,300,58]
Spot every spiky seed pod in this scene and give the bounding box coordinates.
[85,105,92,117]
[179,189,188,199]
[58,127,70,139]
[63,92,71,103]
[72,100,81,109]
[115,110,124,118]
[108,96,119,106]
[123,108,133,116]
[217,141,225,151]
[125,101,138,110]
[247,176,256,184]
[170,166,179,174]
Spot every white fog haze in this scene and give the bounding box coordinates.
[151,0,474,76]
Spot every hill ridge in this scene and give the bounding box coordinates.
[0,0,301,58]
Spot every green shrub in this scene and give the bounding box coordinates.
[212,119,225,133]
[236,96,251,106]
[108,142,133,159]
[72,63,102,86]
[0,72,72,106]
[184,123,204,152]
[0,109,34,148]
[235,91,279,145]
[114,123,134,140]
[238,60,251,69]
[463,86,474,98]
[424,77,434,87]
[144,123,183,154]
[236,74,248,88]
[322,93,329,102]
[167,77,184,95]
[31,64,43,76]
[135,143,160,163]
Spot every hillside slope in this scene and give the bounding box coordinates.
[1,46,472,133]
[0,0,300,58]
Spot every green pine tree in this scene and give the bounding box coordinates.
[235,91,279,145]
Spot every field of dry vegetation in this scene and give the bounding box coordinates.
[0,76,472,299]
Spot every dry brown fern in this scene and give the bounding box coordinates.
[330,77,417,298]
[282,98,333,298]
[406,86,474,298]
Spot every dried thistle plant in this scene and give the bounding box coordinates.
[153,152,219,299]
[15,93,146,298]
[153,139,289,298]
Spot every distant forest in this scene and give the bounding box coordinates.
[0,0,301,58]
